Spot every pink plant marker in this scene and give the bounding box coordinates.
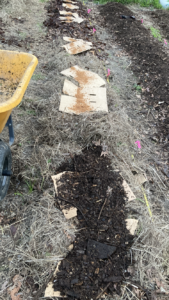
[93,28,96,33]
[141,19,143,24]
[164,39,167,45]
[107,69,110,77]
[87,9,91,13]
[135,141,141,149]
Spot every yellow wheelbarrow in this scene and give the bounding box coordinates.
[0,50,38,200]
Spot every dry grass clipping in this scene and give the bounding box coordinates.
[0,193,76,298]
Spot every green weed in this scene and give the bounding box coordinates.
[32,73,45,81]
[19,32,27,40]
[14,192,24,197]
[25,180,34,193]
[134,84,142,91]
[150,27,162,41]
[27,110,36,116]
[95,0,162,8]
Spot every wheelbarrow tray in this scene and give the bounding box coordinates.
[0,50,38,133]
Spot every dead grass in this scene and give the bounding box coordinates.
[0,193,76,298]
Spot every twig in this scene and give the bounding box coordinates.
[56,195,88,224]
[98,198,107,220]
[96,282,111,299]
[124,280,150,300]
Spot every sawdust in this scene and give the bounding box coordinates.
[68,42,87,54]
[71,66,93,86]
[69,87,93,113]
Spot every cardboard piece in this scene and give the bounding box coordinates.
[123,180,136,201]
[62,3,79,9]
[63,0,77,2]
[60,79,108,114]
[134,173,147,185]
[63,36,92,46]
[51,172,77,219]
[59,15,84,24]
[61,65,106,87]
[45,262,66,298]
[62,207,77,219]
[51,172,68,196]
[59,10,72,15]
[126,219,138,235]
[63,40,92,54]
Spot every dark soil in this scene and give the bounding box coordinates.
[53,146,134,299]
[43,0,108,60]
[147,10,169,40]
[99,3,169,143]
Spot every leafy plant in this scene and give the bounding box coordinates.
[150,27,162,41]
[134,84,142,91]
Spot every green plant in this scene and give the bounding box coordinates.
[32,73,45,81]
[27,110,36,116]
[19,31,27,40]
[95,0,162,8]
[150,27,162,41]
[14,192,24,197]
[134,84,142,91]
[25,180,34,193]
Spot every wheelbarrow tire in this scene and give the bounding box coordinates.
[0,141,12,201]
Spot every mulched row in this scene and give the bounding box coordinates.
[99,3,169,143]
[43,0,108,60]
[53,146,134,299]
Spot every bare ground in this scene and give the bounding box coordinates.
[0,1,169,299]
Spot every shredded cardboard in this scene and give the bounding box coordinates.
[61,65,106,87]
[63,40,92,54]
[126,219,138,235]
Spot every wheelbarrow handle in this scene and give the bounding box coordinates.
[2,170,13,176]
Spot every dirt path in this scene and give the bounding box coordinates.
[0,0,169,299]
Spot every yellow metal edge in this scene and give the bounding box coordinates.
[0,52,38,113]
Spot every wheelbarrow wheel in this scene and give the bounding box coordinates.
[0,141,12,201]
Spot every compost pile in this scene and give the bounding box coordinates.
[53,146,133,299]
[99,3,169,143]
[43,0,108,60]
